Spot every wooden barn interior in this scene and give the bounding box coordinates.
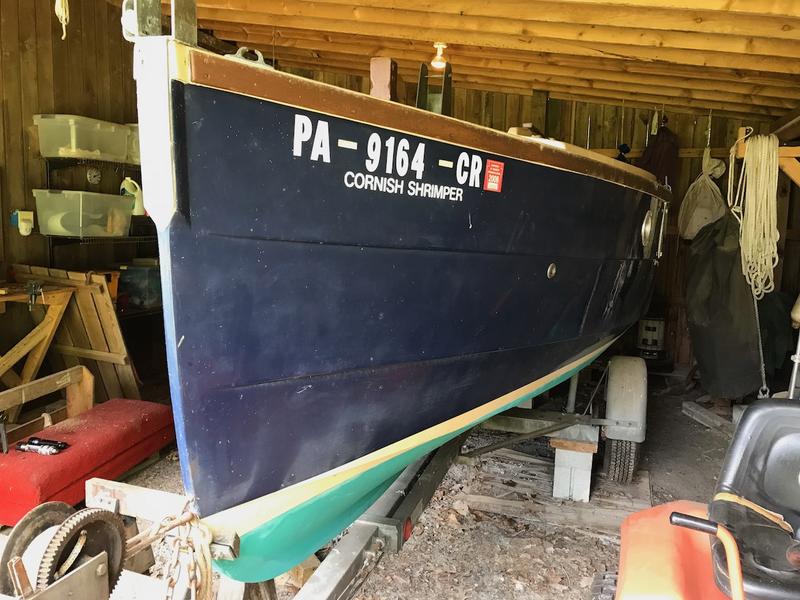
[0,1,799,599]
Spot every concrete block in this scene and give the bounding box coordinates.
[553,448,593,502]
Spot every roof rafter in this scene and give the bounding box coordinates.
[249,43,796,110]
[268,52,784,118]
[296,0,800,40]
[188,6,800,74]
[190,0,800,59]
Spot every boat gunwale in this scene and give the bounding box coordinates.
[175,43,670,202]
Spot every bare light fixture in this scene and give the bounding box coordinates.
[430,42,448,70]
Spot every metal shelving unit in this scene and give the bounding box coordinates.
[41,157,154,267]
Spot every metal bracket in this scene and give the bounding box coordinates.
[122,0,197,46]
[655,200,670,262]
[171,0,198,46]
[293,437,463,600]
[0,553,110,600]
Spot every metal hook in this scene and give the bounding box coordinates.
[707,109,713,148]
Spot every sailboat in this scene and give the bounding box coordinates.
[134,37,669,582]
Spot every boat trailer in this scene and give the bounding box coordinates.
[0,437,463,600]
[0,358,647,600]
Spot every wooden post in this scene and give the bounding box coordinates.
[66,368,94,417]
[369,57,398,102]
[776,172,791,290]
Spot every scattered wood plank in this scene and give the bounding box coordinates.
[461,493,633,534]
[459,445,651,537]
[682,400,734,438]
[462,483,651,534]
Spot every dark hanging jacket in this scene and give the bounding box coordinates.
[638,125,680,187]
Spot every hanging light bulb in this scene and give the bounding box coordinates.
[431,42,448,70]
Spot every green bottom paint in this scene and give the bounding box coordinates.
[214,359,590,582]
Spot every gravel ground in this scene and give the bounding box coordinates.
[352,462,618,600]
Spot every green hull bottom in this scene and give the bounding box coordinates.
[214,360,589,582]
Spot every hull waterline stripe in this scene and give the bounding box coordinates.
[202,334,617,537]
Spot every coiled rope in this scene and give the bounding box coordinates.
[54,0,69,40]
[728,129,780,300]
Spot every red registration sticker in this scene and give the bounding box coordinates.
[483,159,505,193]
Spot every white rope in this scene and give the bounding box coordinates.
[728,130,780,300]
[54,0,69,40]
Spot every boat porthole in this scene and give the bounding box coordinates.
[547,263,557,279]
[641,209,654,248]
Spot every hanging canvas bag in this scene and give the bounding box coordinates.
[678,147,727,240]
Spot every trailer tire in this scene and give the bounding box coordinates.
[605,438,640,484]
[589,571,617,600]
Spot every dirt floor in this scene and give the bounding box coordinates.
[124,374,728,600]
[351,378,727,600]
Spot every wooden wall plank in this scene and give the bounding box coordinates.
[19,4,40,221]
[80,0,99,117]
[34,2,55,115]
[2,0,24,266]
[0,0,136,270]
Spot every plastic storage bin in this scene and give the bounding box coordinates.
[126,123,140,164]
[33,114,130,162]
[119,265,162,308]
[34,189,133,237]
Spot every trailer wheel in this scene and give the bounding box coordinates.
[589,571,617,600]
[605,438,640,484]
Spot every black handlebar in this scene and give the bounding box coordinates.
[669,512,719,536]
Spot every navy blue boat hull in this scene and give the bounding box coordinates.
[136,41,668,580]
[163,79,664,514]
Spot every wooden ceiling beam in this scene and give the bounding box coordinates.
[187,1,800,59]
[274,56,770,120]
[495,1,800,18]
[218,30,800,105]
[266,51,784,117]
[207,22,800,89]
[294,0,800,41]
[188,7,800,74]
[772,107,800,141]
[266,45,796,109]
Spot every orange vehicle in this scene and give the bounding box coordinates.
[592,400,800,600]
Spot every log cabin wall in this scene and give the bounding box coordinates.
[0,0,136,271]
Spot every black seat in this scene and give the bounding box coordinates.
[709,400,800,600]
